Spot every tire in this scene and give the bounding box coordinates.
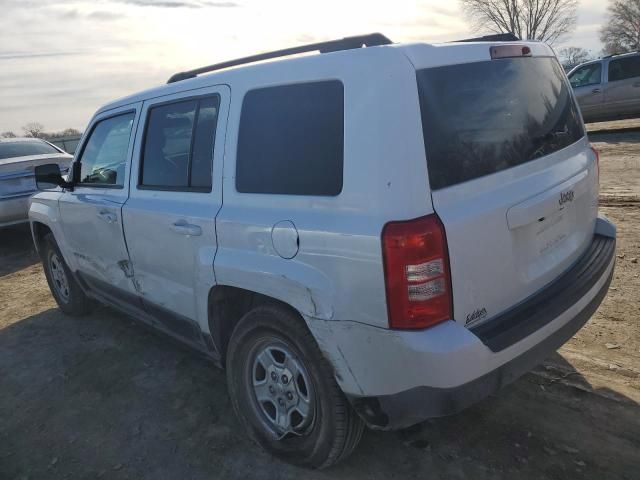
[41,233,93,316]
[226,304,365,469]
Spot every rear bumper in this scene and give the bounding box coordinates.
[0,193,33,227]
[352,262,613,429]
[308,218,616,430]
[470,230,616,352]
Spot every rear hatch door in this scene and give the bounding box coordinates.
[409,43,599,328]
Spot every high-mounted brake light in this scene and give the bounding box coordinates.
[490,45,532,59]
[382,215,452,330]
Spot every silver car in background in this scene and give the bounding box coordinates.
[0,138,72,228]
[568,51,640,123]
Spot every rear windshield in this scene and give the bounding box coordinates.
[417,57,584,190]
[0,140,60,160]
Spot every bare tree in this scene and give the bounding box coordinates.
[1,131,17,138]
[600,0,640,55]
[22,122,45,138]
[558,46,593,69]
[461,0,579,44]
[40,128,82,139]
[47,127,82,138]
[61,128,81,136]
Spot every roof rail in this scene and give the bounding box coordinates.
[167,33,393,84]
[456,32,521,42]
[602,51,637,58]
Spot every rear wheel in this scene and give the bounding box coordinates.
[41,233,93,316]
[226,304,365,469]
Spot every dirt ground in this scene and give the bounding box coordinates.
[1,122,639,480]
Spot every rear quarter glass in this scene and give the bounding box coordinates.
[235,80,344,196]
[416,57,585,190]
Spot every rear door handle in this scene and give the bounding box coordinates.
[97,211,118,224]
[170,221,202,236]
[633,82,640,88]
[591,88,601,94]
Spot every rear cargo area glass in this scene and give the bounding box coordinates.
[417,57,584,190]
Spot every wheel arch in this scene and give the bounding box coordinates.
[29,194,68,256]
[207,285,306,365]
[31,220,53,254]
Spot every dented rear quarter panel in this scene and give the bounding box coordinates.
[213,47,433,328]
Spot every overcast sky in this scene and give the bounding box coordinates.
[0,0,607,134]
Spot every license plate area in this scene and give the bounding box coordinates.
[535,207,571,257]
[514,199,582,283]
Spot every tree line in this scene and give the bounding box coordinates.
[1,122,82,140]
[462,0,640,69]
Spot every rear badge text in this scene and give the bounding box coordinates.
[466,307,488,325]
[559,189,575,206]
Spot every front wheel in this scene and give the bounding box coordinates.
[226,305,365,469]
[41,233,93,316]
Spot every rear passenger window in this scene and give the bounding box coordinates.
[608,57,640,82]
[190,97,219,189]
[236,81,344,196]
[140,95,220,191]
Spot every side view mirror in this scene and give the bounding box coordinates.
[35,163,74,191]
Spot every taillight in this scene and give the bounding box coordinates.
[590,145,600,183]
[381,214,452,330]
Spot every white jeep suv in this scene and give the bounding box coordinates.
[29,34,616,468]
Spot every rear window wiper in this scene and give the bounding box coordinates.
[529,128,570,159]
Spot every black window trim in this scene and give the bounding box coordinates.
[235,79,345,197]
[74,108,137,190]
[41,138,66,155]
[137,93,221,193]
